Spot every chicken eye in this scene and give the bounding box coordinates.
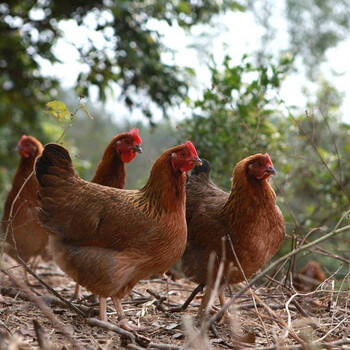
[124,139,130,145]
[257,161,263,167]
[180,152,186,157]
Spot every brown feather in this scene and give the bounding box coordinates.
[35,143,194,300]
[182,154,285,286]
[91,132,130,188]
[295,261,326,291]
[2,136,49,262]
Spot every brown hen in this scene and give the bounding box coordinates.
[91,127,142,188]
[294,261,326,291]
[72,128,142,299]
[2,135,49,264]
[35,141,201,329]
[71,128,142,300]
[181,154,285,319]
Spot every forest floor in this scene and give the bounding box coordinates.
[0,254,349,350]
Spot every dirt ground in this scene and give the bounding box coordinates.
[0,254,349,349]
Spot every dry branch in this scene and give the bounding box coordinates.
[209,214,350,325]
[1,264,82,349]
[253,337,350,350]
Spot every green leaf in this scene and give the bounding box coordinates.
[45,101,71,119]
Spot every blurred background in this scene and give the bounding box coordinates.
[1,0,350,277]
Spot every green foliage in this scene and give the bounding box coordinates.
[45,101,72,120]
[246,0,350,79]
[180,54,349,273]
[47,89,178,187]
[180,53,293,189]
[0,0,240,204]
[285,0,350,75]
[0,0,240,123]
[1,0,349,277]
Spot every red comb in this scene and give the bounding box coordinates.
[19,135,28,144]
[186,141,198,157]
[264,153,273,166]
[129,128,142,144]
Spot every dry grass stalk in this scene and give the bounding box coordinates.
[1,262,82,349]
[209,210,350,326]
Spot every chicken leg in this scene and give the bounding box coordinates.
[197,287,233,323]
[71,284,81,301]
[99,297,107,321]
[111,296,146,331]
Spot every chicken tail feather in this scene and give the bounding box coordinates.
[35,143,75,186]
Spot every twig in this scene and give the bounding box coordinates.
[273,181,300,230]
[252,337,350,350]
[284,232,297,287]
[225,234,270,343]
[86,318,138,345]
[209,212,350,325]
[0,97,89,262]
[86,318,179,349]
[147,343,181,349]
[250,291,304,345]
[0,170,35,260]
[281,101,350,202]
[146,288,166,302]
[238,302,297,311]
[146,288,166,311]
[168,284,204,312]
[33,320,50,350]
[314,316,349,343]
[319,109,342,182]
[6,255,88,318]
[210,324,234,349]
[1,264,82,349]
[284,290,318,340]
[204,249,224,318]
[310,246,350,264]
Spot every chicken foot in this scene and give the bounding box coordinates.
[22,256,40,286]
[111,296,146,331]
[198,289,233,323]
[30,256,40,272]
[217,290,234,323]
[71,283,81,301]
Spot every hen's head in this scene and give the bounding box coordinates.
[301,261,323,279]
[245,153,276,181]
[170,141,202,173]
[16,135,43,158]
[115,128,143,163]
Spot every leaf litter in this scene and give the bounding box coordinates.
[0,253,349,349]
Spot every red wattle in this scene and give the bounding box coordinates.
[121,151,136,163]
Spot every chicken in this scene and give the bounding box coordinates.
[91,128,142,188]
[294,261,326,291]
[71,128,143,299]
[180,154,285,319]
[2,135,49,265]
[35,141,201,329]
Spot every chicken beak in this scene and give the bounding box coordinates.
[133,145,142,153]
[192,157,202,166]
[265,166,277,175]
